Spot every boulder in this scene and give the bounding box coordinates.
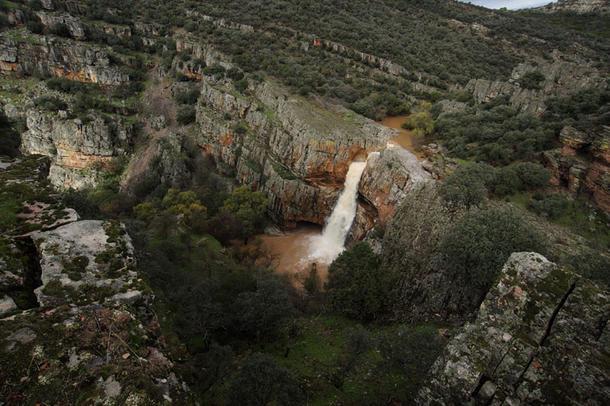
[30,220,143,307]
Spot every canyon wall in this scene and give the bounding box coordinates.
[195,77,393,226]
[21,110,132,190]
[0,31,129,85]
[466,50,605,115]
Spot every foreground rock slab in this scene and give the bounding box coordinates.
[417,252,610,405]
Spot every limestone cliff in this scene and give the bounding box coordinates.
[0,30,129,85]
[418,252,609,405]
[21,110,132,189]
[543,125,610,212]
[196,78,392,225]
[349,147,433,241]
[466,50,605,115]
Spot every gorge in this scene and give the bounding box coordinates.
[1,0,609,405]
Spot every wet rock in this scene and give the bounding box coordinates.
[417,252,610,405]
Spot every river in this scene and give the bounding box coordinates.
[379,115,422,156]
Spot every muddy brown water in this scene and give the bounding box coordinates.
[379,115,422,156]
[259,115,421,285]
[258,225,329,287]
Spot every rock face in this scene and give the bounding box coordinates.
[0,220,190,404]
[543,125,610,213]
[466,51,605,115]
[540,0,609,13]
[196,78,392,225]
[417,252,609,405]
[36,11,87,39]
[349,147,432,241]
[0,30,129,85]
[380,184,474,322]
[31,220,143,307]
[21,110,132,189]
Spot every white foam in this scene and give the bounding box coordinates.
[306,156,370,264]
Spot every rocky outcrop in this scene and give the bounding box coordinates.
[349,147,432,240]
[31,220,143,307]
[543,125,610,213]
[0,30,129,85]
[418,252,609,405]
[540,0,609,13]
[36,11,87,39]
[466,50,605,114]
[0,220,190,404]
[196,78,392,225]
[21,110,132,189]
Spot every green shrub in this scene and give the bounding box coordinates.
[326,242,392,322]
[177,106,196,125]
[175,89,200,105]
[438,207,546,293]
[34,96,68,111]
[228,353,304,406]
[519,71,545,90]
[440,163,493,208]
[528,194,571,219]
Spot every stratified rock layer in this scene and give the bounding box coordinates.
[418,252,609,405]
[466,51,605,115]
[0,30,129,85]
[196,78,391,225]
[21,110,132,189]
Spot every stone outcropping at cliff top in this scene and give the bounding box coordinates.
[0,30,129,85]
[21,110,132,190]
[0,158,189,403]
[197,78,392,225]
[418,252,609,404]
[31,220,144,308]
[466,50,605,114]
[540,0,609,13]
[349,146,433,241]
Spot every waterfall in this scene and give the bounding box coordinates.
[307,156,372,264]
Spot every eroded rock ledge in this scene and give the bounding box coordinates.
[196,78,392,225]
[417,252,609,405]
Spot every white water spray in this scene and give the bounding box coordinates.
[307,155,373,264]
